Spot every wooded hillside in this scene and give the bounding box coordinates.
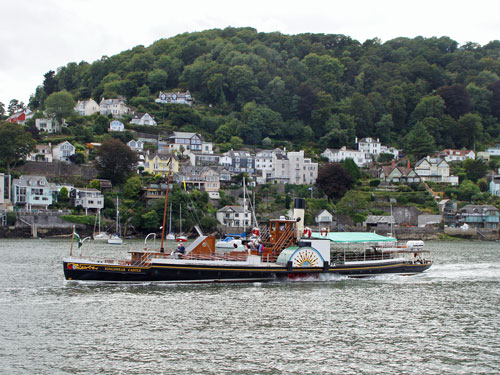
[29,27,500,156]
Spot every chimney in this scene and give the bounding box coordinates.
[392,160,395,168]
[407,160,411,169]
[294,198,305,238]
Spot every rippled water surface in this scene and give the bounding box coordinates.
[1,239,499,374]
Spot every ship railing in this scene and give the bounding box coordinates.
[173,252,277,265]
[331,249,432,264]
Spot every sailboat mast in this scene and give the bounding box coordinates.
[179,203,182,234]
[243,177,246,233]
[169,202,172,234]
[160,154,173,252]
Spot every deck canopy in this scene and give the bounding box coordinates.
[310,232,397,243]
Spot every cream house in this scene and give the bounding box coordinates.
[99,98,130,117]
[74,99,100,116]
[143,152,179,176]
[414,156,459,185]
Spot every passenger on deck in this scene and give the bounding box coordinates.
[257,241,264,253]
[177,243,186,257]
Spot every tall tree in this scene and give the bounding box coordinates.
[43,70,57,96]
[437,84,471,120]
[404,122,436,160]
[315,163,354,201]
[0,122,36,175]
[44,91,76,122]
[95,139,139,184]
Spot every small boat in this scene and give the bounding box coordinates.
[175,203,187,242]
[107,198,123,245]
[216,232,246,248]
[93,210,109,241]
[63,198,432,283]
[165,202,175,240]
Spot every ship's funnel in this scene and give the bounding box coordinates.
[294,198,305,238]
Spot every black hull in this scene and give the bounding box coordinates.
[63,261,432,283]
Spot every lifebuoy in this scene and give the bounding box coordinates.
[251,227,260,236]
[320,227,328,236]
[303,227,312,238]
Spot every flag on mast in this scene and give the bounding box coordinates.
[73,232,83,248]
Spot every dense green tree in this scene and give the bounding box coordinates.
[341,158,362,182]
[95,139,139,184]
[458,113,483,148]
[315,163,354,201]
[0,122,36,175]
[45,91,76,122]
[58,186,69,202]
[437,84,471,120]
[404,122,436,160]
[124,176,143,199]
[463,159,488,182]
[43,70,57,96]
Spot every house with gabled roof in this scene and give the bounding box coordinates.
[127,139,144,152]
[216,205,251,228]
[99,98,130,117]
[52,141,75,162]
[438,149,475,163]
[143,151,179,176]
[155,91,193,106]
[174,166,220,199]
[321,147,369,167]
[26,144,53,162]
[12,175,53,210]
[74,99,99,116]
[379,164,421,184]
[7,108,33,124]
[130,112,157,126]
[458,205,500,229]
[414,156,459,185]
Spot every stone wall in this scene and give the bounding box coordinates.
[15,161,97,180]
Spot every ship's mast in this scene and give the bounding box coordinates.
[160,153,174,252]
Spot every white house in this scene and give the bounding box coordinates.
[130,112,157,126]
[26,144,53,162]
[155,91,194,106]
[216,205,251,228]
[74,99,100,116]
[127,139,144,152]
[322,147,369,167]
[315,209,333,226]
[438,149,475,162]
[169,132,203,153]
[99,98,130,117]
[109,120,125,132]
[12,175,53,210]
[485,144,500,156]
[35,118,66,133]
[69,188,104,215]
[52,141,76,162]
[490,176,500,196]
[356,137,399,160]
[414,156,459,185]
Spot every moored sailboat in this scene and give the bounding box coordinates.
[93,210,109,241]
[107,197,123,245]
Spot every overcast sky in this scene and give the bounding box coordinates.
[2,0,500,109]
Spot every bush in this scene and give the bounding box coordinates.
[6,211,16,226]
[61,215,95,225]
[369,179,380,187]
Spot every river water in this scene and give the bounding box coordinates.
[0,239,499,374]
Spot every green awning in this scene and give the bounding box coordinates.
[310,232,397,243]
